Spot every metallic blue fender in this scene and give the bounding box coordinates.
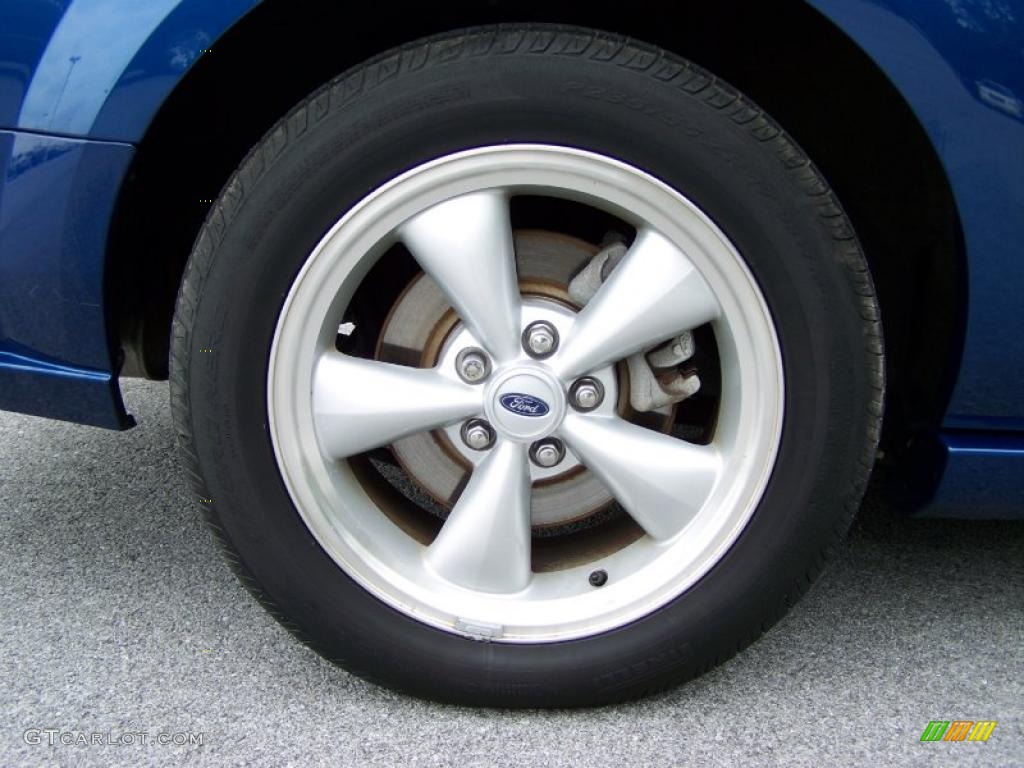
[0,0,257,427]
[809,0,1024,515]
[0,129,134,428]
[810,0,1024,431]
[1,0,258,141]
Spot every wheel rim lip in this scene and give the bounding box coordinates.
[267,144,784,642]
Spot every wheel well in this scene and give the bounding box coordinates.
[108,0,964,455]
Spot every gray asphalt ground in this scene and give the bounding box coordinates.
[1,379,1021,767]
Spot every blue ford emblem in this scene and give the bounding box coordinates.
[499,393,550,417]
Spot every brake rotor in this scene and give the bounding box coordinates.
[376,229,672,529]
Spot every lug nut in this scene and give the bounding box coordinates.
[529,438,565,468]
[569,377,604,411]
[456,347,490,384]
[461,419,496,451]
[522,321,559,359]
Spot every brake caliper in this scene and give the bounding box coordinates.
[569,238,701,412]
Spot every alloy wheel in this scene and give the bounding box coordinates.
[267,144,784,642]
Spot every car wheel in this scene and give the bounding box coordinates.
[170,25,882,707]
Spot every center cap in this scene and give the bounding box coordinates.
[485,367,565,442]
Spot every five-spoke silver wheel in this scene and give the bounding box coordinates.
[268,145,784,642]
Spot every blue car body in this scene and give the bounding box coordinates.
[1,0,1022,517]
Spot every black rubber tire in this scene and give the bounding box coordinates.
[170,25,883,707]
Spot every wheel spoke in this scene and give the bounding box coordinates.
[313,351,482,459]
[554,228,721,379]
[425,440,533,593]
[399,190,522,362]
[559,413,721,541]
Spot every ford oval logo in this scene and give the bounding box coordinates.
[499,393,550,418]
